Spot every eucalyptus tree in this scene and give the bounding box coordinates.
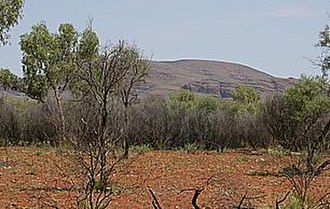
[20,22,78,142]
[0,0,24,45]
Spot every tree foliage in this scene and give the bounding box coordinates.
[231,85,260,104]
[0,0,24,45]
[20,22,78,101]
[263,76,330,151]
[284,76,330,122]
[230,86,260,116]
[318,25,330,78]
[0,68,18,90]
[77,24,99,60]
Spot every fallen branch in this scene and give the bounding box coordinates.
[148,188,162,209]
[233,192,266,209]
[316,160,330,176]
[236,193,247,209]
[192,188,204,209]
[275,191,290,209]
[316,191,330,208]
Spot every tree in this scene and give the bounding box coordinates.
[316,21,330,155]
[284,76,330,124]
[260,24,330,208]
[231,85,260,104]
[0,0,24,45]
[262,76,330,207]
[0,68,18,90]
[20,22,79,142]
[264,76,330,151]
[318,25,330,78]
[73,39,149,208]
[118,41,149,157]
[230,85,260,116]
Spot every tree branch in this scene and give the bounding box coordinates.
[148,189,162,209]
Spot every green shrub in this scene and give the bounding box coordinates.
[94,180,111,193]
[267,146,289,157]
[130,144,153,155]
[182,143,202,154]
[283,194,313,209]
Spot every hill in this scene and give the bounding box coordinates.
[143,59,296,98]
[0,59,296,100]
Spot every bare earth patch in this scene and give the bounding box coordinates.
[0,147,329,208]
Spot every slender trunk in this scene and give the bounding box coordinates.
[123,104,129,158]
[99,95,108,187]
[54,90,65,145]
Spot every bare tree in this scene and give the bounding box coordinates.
[70,40,148,208]
[117,42,149,157]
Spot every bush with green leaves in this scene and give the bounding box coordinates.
[0,97,21,145]
[263,76,330,151]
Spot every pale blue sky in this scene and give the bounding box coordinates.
[0,0,328,77]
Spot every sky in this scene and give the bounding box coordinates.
[0,0,329,78]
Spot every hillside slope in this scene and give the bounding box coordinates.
[0,59,296,100]
[143,59,296,98]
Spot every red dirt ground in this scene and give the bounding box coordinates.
[0,147,330,208]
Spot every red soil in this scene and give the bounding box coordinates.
[0,147,329,208]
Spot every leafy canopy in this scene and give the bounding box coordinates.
[284,76,330,122]
[20,22,79,101]
[230,86,261,116]
[0,0,24,45]
[318,25,330,78]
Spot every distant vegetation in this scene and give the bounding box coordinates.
[1,77,329,152]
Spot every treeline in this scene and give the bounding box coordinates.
[132,76,330,153]
[1,76,330,153]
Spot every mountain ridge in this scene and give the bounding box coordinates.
[143,59,296,98]
[0,59,297,100]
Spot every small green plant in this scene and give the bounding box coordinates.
[283,194,303,209]
[34,151,45,156]
[129,144,153,155]
[237,155,249,163]
[182,143,201,154]
[267,146,289,157]
[282,193,315,209]
[94,180,111,193]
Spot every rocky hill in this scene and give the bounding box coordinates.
[0,59,296,100]
[142,59,296,98]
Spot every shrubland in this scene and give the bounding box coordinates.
[1,13,330,208]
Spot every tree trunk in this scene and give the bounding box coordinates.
[99,94,108,187]
[54,90,65,146]
[123,104,129,158]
